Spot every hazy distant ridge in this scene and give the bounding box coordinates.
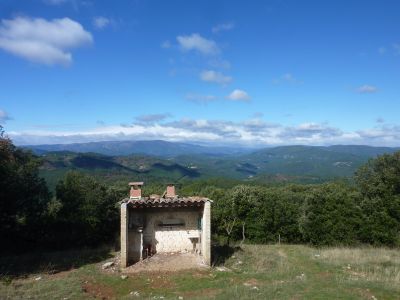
[25,140,251,157]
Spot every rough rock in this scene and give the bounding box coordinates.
[215,266,231,272]
[102,261,114,269]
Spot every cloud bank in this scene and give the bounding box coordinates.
[9,118,400,147]
[0,17,93,65]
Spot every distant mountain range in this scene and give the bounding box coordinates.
[28,140,399,189]
[25,140,252,157]
[240,145,399,178]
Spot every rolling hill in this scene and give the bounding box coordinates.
[170,145,399,180]
[39,151,201,191]
[34,142,399,189]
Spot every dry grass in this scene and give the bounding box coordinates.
[317,247,400,286]
[235,244,292,273]
[1,245,400,299]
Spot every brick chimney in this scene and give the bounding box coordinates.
[129,182,143,199]
[166,183,176,198]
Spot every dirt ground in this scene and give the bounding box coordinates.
[123,252,209,273]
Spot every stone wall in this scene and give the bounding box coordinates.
[120,203,129,268]
[122,204,211,267]
[201,201,211,265]
[137,207,202,253]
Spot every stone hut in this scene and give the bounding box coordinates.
[120,182,212,268]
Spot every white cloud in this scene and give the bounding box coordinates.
[357,85,378,94]
[10,119,400,147]
[135,113,171,123]
[185,93,216,104]
[200,70,232,85]
[226,89,250,102]
[0,109,11,124]
[176,33,219,55]
[212,22,234,33]
[93,17,110,29]
[356,125,400,143]
[0,17,93,66]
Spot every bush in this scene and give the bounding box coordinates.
[50,171,121,248]
[299,183,363,246]
[355,152,400,246]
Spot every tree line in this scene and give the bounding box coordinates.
[205,154,400,246]
[0,127,122,253]
[1,126,399,254]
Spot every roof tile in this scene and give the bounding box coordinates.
[123,196,211,207]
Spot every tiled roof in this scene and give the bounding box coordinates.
[123,196,211,208]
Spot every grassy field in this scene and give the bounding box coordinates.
[1,244,399,299]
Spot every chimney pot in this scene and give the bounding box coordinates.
[129,181,143,199]
[166,184,176,198]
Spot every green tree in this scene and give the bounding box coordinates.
[300,182,363,246]
[0,126,51,253]
[355,152,400,246]
[53,171,120,247]
[213,195,237,245]
[242,185,305,244]
[212,184,306,245]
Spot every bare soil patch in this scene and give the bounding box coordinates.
[123,253,208,273]
[82,281,115,300]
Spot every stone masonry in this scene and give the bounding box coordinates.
[120,203,129,268]
[120,182,212,268]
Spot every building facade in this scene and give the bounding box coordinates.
[120,182,212,268]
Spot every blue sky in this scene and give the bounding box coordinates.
[0,0,399,146]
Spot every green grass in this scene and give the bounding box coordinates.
[1,244,399,299]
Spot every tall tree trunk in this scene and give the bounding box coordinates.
[240,222,245,246]
[224,218,236,246]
